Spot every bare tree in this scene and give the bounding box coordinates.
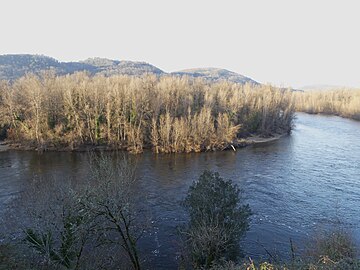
[0,73,295,152]
[86,152,144,270]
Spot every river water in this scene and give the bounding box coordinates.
[1,113,360,268]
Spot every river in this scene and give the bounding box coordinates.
[1,113,360,268]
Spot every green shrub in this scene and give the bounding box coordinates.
[182,170,252,268]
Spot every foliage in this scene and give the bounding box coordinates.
[181,171,252,268]
[22,186,95,269]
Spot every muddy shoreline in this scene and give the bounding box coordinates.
[0,133,287,153]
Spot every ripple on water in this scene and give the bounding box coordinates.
[1,113,360,269]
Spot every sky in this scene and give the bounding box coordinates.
[1,0,359,88]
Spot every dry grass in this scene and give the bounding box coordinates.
[295,89,360,120]
[0,73,295,153]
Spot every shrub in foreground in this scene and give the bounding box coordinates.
[181,171,252,268]
[5,152,145,270]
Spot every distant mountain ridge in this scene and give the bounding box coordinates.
[172,67,258,85]
[0,54,258,84]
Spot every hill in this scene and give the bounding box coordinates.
[0,55,165,81]
[0,54,258,84]
[0,54,62,80]
[172,67,258,85]
[80,58,164,76]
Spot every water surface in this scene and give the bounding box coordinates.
[1,113,360,268]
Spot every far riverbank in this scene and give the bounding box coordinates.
[0,133,288,153]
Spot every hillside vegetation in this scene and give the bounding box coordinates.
[0,73,294,153]
[0,54,257,84]
[0,55,164,81]
[172,67,259,85]
[295,89,360,120]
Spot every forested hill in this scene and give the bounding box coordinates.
[0,54,258,84]
[0,55,163,81]
[172,68,259,85]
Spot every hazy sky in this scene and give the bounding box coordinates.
[1,0,359,88]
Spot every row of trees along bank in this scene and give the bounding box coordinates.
[0,73,295,153]
[294,88,360,121]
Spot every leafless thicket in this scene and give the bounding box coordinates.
[295,89,360,120]
[0,73,295,153]
[5,152,145,269]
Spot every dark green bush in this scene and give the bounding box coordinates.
[182,170,252,268]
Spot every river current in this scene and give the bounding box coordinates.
[1,113,360,268]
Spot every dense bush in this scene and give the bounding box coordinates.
[181,171,252,268]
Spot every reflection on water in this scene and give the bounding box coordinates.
[1,113,360,269]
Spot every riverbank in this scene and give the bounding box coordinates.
[0,133,287,153]
[245,133,287,144]
[0,142,9,152]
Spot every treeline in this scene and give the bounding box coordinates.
[0,73,294,153]
[295,89,360,121]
